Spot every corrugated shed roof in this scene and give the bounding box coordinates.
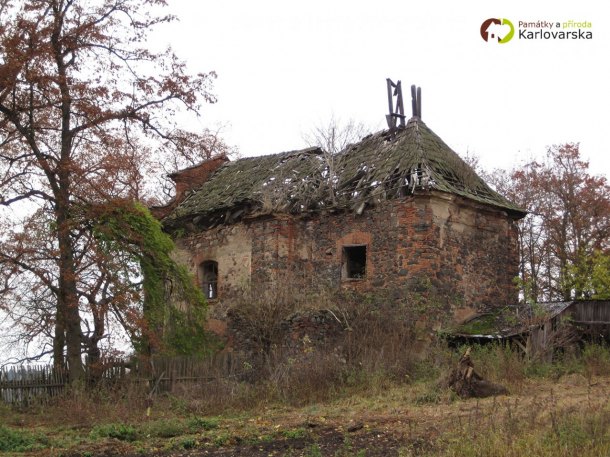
[163,117,525,228]
[536,301,574,319]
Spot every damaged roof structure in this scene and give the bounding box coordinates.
[163,117,524,232]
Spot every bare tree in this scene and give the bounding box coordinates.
[0,0,221,379]
[303,116,369,203]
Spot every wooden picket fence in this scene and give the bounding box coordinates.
[128,353,246,393]
[0,365,67,405]
[0,352,245,406]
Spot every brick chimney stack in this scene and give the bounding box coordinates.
[151,155,229,220]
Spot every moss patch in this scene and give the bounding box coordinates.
[455,313,501,335]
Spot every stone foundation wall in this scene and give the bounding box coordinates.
[227,309,345,355]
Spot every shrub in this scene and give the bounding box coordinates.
[0,426,46,452]
[582,343,610,376]
[188,416,219,431]
[90,423,137,441]
[227,279,313,355]
[465,343,526,386]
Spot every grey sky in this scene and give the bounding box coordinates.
[157,0,608,176]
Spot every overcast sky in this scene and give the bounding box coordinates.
[154,0,609,177]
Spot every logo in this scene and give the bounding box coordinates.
[480,18,515,43]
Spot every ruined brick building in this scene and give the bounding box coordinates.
[155,91,526,329]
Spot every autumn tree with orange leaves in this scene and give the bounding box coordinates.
[484,144,610,303]
[0,0,225,380]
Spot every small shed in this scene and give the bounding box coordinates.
[450,300,610,360]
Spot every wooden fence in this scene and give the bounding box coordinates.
[131,353,246,392]
[0,353,245,406]
[0,365,67,405]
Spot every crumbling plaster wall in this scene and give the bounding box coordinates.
[173,224,252,305]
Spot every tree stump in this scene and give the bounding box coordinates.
[447,348,508,398]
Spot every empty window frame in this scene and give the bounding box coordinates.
[342,245,367,279]
[200,260,218,299]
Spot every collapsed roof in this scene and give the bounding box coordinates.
[449,300,610,340]
[163,117,525,230]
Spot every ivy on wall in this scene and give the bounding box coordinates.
[91,200,211,355]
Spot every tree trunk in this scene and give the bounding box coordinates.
[56,202,84,382]
[53,306,65,370]
[85,304,106,384]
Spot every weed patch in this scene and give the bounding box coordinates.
[282,427,308,439]
[0,426,47,452]
[142,418,189,438]
[90,423,137,442]
[178,437,197,449]
[187,416,219,431]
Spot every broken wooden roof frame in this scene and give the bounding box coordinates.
[386,78,406,130]
[163,81,525,231]
[386,79,421,129]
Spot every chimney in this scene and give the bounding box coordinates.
[169,155,229,203]
[410,85,422,119]
[150,155,229,220]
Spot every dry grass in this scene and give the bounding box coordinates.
[2,284,609,455]
[1,354,609,455]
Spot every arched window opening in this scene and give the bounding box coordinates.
[200,260,218,299]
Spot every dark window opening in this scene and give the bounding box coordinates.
[342,245,367,279]
[200,260,218,299]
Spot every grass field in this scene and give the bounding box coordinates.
[1,344,609,456]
